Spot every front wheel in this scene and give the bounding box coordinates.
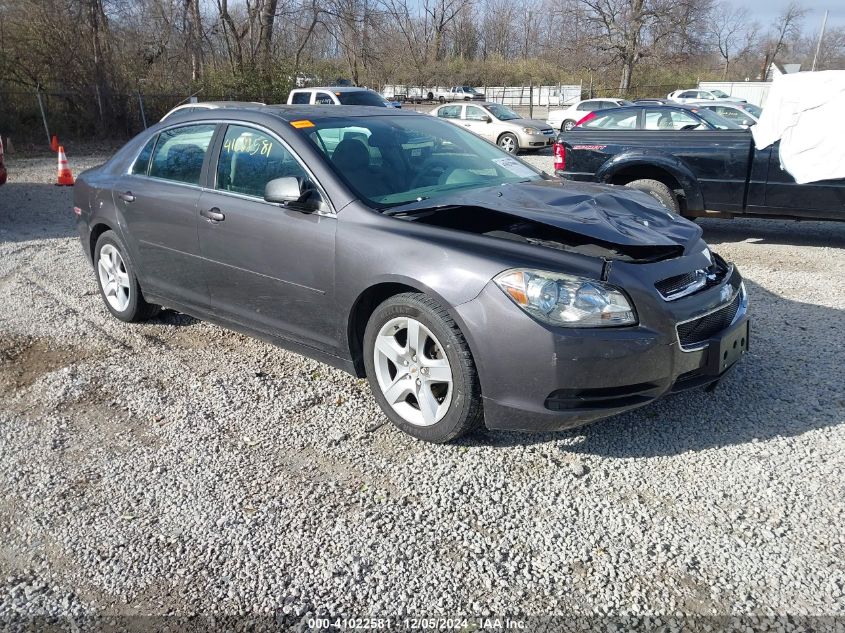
[562,120,576,131]
[94,230,160,322]
[625,179,680,213]
[363,293,482,443]
[497,132,519,154]
[438,96,445,103]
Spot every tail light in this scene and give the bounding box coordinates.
[553,142,566,171]
[574,112,597,127]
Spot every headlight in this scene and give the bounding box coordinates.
[522,127,540,134]
[494,269,637,327]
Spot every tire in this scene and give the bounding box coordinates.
[438,96,445,103]
[625,179,679,213]
[497,132,519,154]
[427,92,434,101]
[562,120,576,131]
[363,293,482,443]
[93,230,160,323]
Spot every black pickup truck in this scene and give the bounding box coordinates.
[554,120,844,221]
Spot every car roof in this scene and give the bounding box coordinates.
[292,86,375,93]
[164,104,422,123]
[602,103,702,112]
[173,101,264,108]
[693,100,748,108]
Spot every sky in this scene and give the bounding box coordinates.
[740,0,845,30]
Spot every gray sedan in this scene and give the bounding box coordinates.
[74,106,749,443]
[431,102,556,153]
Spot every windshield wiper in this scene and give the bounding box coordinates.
[382,197,434,216]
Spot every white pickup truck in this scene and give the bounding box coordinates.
[434,86,485,102]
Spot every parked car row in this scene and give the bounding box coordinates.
[431,102,555,153]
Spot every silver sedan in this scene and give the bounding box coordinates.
[430,102,555,153]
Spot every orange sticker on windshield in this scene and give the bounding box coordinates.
[290,120,315,128]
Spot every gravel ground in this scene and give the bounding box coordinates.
[1,148,844,627]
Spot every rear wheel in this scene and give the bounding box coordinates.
[94,230,160,322]
[625,179,679,213]
[562,119,576,131]
[363,293,482,443]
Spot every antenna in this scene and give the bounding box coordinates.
[811,10,829,71]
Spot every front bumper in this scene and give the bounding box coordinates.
[454,269,748,432]
[517,130,556,148]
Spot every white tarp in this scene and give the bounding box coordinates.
[751,70,845,184]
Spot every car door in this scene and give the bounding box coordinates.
[111,123,216,307]
[462,105,495,141]
[760,142,845,219]
[196,123,338,350]
[642,108,750,209]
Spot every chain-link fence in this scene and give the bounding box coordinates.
[0,81,687,147]
[0,86,272,147]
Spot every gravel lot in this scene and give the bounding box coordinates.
[1,147,844,627]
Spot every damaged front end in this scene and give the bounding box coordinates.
[387,179,701,264]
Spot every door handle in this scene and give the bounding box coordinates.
[119,191,136,203]
[200,207,225,222]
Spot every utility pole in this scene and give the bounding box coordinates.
[811,10,829,71]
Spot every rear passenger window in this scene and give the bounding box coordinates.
[148,124,215,185]
[580,109,639,129]
[131,136,157,175]
[315,92,335,105]
[437,105,461,119]
[215,125,309,198]
[290,92,310,104]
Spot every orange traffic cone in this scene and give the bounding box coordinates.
[50,135,59,152]
[55,146,74,186]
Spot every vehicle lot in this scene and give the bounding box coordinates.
[1,151,844,621]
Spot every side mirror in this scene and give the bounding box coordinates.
[485,116,492,123]
[264,177,325,213]
[264,177,302,204]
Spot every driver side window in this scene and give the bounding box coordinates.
[215,125,309,199]
[465,106,488,121]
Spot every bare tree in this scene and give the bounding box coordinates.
[758,1,807,79]
[709,1,752,79]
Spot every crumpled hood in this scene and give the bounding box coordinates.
[399,179,702,256]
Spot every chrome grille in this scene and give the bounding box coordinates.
[656,270,706,300]
[656,254,731,301]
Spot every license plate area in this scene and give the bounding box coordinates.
[706,318,750,375]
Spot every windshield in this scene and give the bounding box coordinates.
[690,107,744,130]
[743,103,763,118]
[335,91,388,107]
[303,115,543,208]
[711,90,730,98]
[486,104,520,120]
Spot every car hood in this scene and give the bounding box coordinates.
[394,179,703,262]
[505,118,554,130]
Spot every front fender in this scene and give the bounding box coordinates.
[596,150,705,211]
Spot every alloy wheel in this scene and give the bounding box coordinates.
[372,316,453,427]
[498,135,516,153]
[97,244,131,312]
